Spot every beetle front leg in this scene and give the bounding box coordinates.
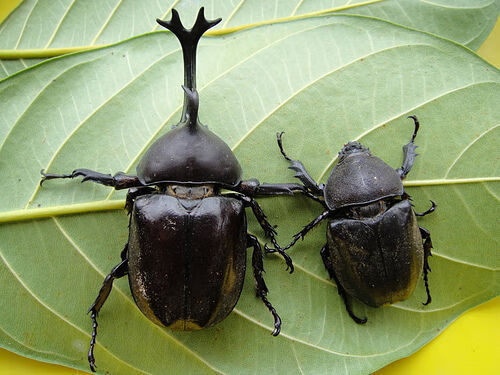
[40,169,143,190]
[396,116,420,179]
[276,132,325,197]
[415,200,436,217]
[236,178,327,208]
[419,227,433,306]
[320,245,367,324]
[235,178,327,210]
[87,251,128,372]
[247,234,282,336]
[125,186,157,214]
[235,178,305,197]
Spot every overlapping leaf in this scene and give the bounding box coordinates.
[0,14,498,375]
[1,0,499,79]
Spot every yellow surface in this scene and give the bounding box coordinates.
[0,0,20,22]
[0,1,498,374]
[478,16,500,68]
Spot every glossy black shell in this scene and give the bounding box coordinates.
[128,194,247,329]
[136,9,242,188]
[324,146,403,210]
[326,200,423,307]
[136,123,242,187]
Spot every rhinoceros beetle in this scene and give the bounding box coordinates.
[269,117,436,323]
[40,8,304,371]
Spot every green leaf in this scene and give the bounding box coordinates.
[1,0,499,79]
[1,0,498,48]
[0,14,498,375]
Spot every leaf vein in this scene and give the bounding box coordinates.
[90,0,124,45]
[12,0,37,49]
[317,81,499,180]
[151,0,181,32]
[222,0,246,28]
[25,46,183,207]
[231,42,441,155]
[0,54,104,154]
[444,124,499,178]
[44,0,78,48]
[0,245,153,375]
[0,324,75,361]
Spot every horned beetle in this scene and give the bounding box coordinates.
[41,8,303,371]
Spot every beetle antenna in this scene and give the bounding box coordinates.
[157,8,221,124]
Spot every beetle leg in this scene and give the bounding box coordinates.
[396,116,420,179]
[40,169,143,190]
[125,186,157,214]
[87,254,128,372]
[419,227,433,306]
[235,178,327,209]
[320,245,368,324]
[235,178,305,197]
[267,210,330,256]
[276,132,325,196]
[415,200,436,217]
[247,197,294,273]
[300,189,329,208]
[247,234,282,336]
[226,193,294,273]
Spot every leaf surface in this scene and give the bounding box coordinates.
[0,14,498,375]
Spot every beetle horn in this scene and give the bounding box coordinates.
[181,85,199,130]
[157,8,221,124]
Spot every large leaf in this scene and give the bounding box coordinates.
[0,14,498,375]
[1,0,499,79]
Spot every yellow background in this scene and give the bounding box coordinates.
[0,0,498,374]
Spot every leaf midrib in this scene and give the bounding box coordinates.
[0,177,498,224]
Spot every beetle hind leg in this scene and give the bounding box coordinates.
[419,227,433,305]
[247,234,282,336]
[87,249,128,372]
[321,245,367,324]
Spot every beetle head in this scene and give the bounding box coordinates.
[136,8,242,187]
[338,141,371,161]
